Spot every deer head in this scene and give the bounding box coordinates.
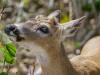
[5,10,85,42]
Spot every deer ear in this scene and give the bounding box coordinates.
[48,10,61,25]
[59,16,86,41]
[61,16,86,27]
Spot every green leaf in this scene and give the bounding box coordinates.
[95,1,100,12]
[60,14,70,23]
[0,42,16,64]
[5,43,16,57]
[23,0,30,8]
[4,50,15,64]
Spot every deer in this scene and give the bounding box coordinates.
[4,10,100,75]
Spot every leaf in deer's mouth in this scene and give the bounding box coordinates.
[9,29,25,42]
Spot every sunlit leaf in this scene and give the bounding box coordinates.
[5,43,16,57]
[4,50,15,64]
[23,0,31,8]
[60,14,70,23]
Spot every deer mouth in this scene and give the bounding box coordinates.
[4,25,25,42]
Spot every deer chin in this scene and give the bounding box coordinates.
[16,35,25,42]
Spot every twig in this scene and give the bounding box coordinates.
[0,6,6,20]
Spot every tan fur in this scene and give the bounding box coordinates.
[71,36,100,75]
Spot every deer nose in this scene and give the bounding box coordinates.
[5,25,20,36]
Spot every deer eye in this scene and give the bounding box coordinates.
[37,26,49,34]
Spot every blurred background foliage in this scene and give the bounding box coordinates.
[0,0,100,61]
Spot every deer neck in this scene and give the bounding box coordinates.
[34,38,78,75]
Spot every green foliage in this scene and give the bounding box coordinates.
[4,43,16,64]
[82,0,100,12]
[23,0,31,9]
[74,41,81,49]
[60,14,70,23]
[82,3,92,12]
[0,72,8,75]
[0,34,16,74]
[5,43,16,57]
[4,50,15,64]
[0,43,16,64]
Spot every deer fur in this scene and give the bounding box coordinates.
[5,10,100,75]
